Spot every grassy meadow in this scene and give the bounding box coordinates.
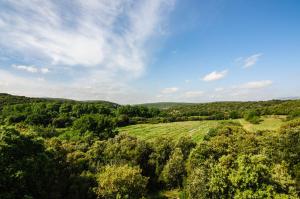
[119,115,286,142]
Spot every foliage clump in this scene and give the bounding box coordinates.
[95,164,148,199]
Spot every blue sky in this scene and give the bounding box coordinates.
[0,0,299,104]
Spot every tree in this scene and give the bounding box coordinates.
[0,128,65,199]
[59,103,72,114]
[73,114,117,140]
[244,110,261,124]
[229,111,240,119]
[149,137,175,178]
[175,136,196,160]
[95,164,148,199]
[52,114,72,128]
[229,155,298,199]
[187,168,209,199]
[161,148,186,188]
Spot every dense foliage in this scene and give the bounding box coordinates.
[0,93,299,198]
[1,93,300,126]
[188,123,300,198]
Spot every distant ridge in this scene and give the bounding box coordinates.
[277,96,300,100]
[137,102,196,109]
[1,93,300,109]
[0,93,119,108]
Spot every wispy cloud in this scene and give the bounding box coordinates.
[160,87,179,94]
[40,68,50,74]
[12,64,50,74]
[184,91,204,98]
[237,80,273,89]
[237,53,263,68]
[210,80,274,101]
[0,0,175,103]
[12,65,38,73]
[202,70,228,81]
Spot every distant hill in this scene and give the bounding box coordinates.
[138,102,197,109]
[278,96,300,100]
[2,93,300,112]
[0,93,119,109]
[140,98,300,110]
[0,93,46,108]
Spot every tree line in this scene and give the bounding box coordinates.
[1,94,300,128]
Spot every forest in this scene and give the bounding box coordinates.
[0,93,299,199]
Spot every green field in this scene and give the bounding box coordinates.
[119,120,220,142]
[238,115,286,132]
[119,116,286,142]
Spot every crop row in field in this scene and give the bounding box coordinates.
[118,116,286,142]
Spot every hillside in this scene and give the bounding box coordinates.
[0,93,119,110]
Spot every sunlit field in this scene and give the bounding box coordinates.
[119,120,220,142]
[238,115,286,132]
[119,115,286,142]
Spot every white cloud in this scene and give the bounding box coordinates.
[215,87,224,92]
[184,91,204,98]
[161,87,179,94]
[0,0,175,103]
[41,68,50,74]
[202,70,228,81]
[12,65,50,74]
[0,69,147,103]
[12,65,38,73]
[238,80,273,89]
[207,80,275,101]
[237,53,263,68]
[0,0,174,73]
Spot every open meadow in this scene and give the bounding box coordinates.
[119,115,286,142]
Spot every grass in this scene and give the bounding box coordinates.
[119,116,286,142]
[238,115,286,132]
[119,120,220,142]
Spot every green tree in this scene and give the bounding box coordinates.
[175,136,196,160]
[73,114,117,140]
[161,148,186,188]
[0,128,66,199]
[95,164,148,199]
[244,110,261,124]
[187,168,209,199]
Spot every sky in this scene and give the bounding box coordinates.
[0,0,299,104]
